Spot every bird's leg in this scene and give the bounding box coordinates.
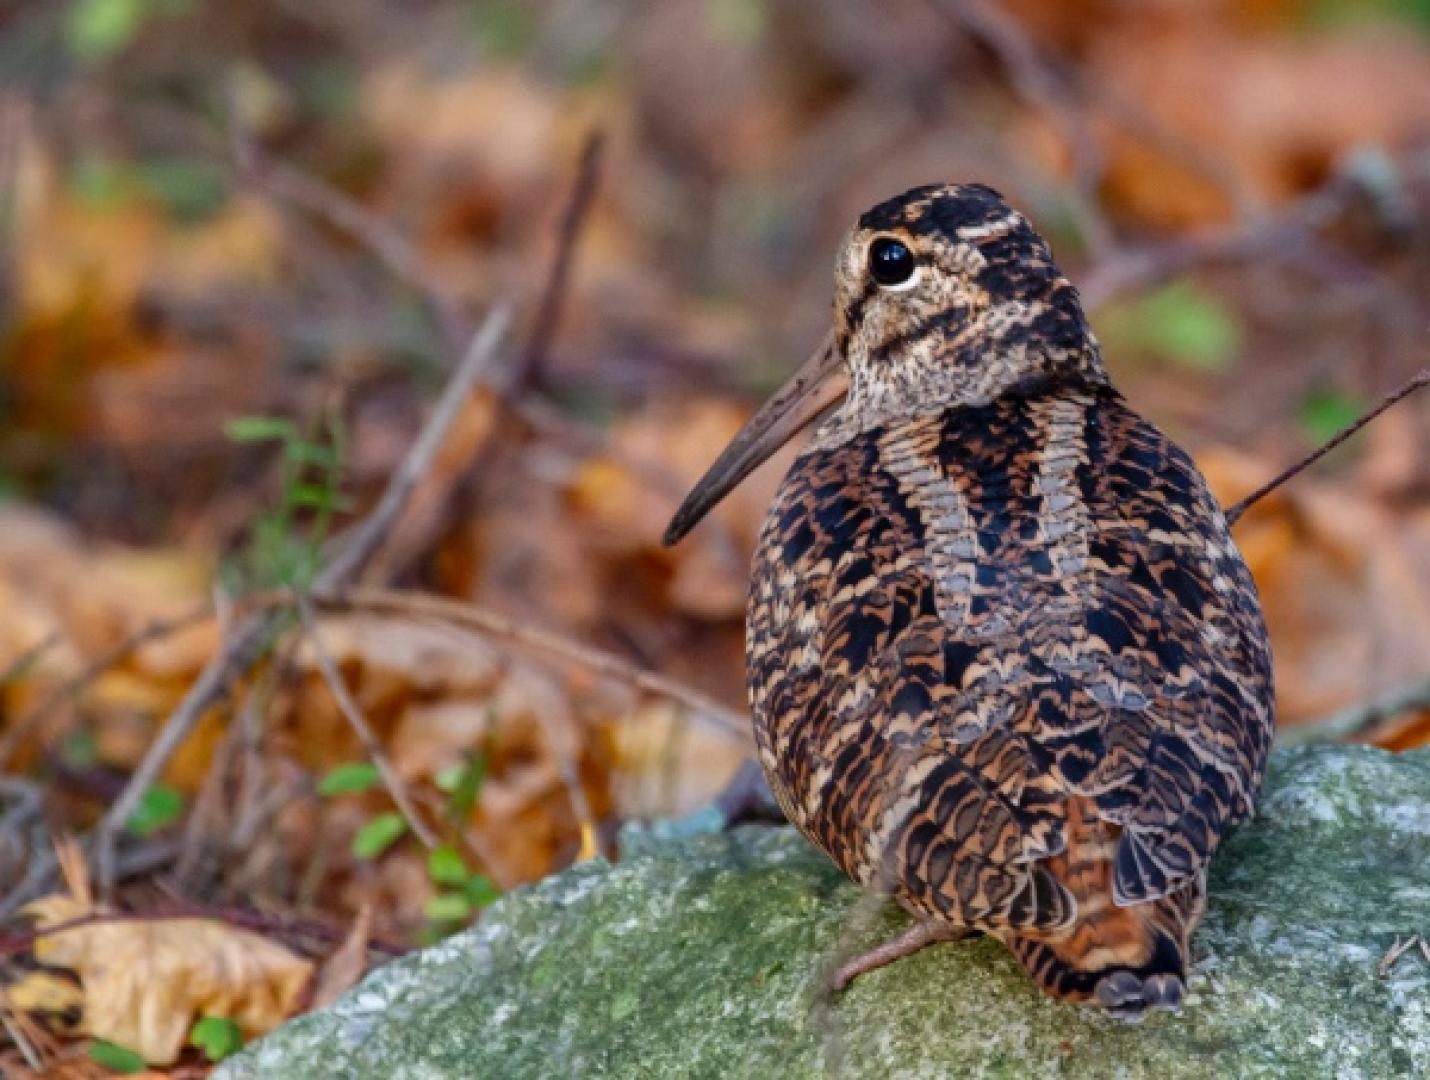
[831,921,974,991]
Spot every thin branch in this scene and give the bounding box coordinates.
[296,595,437,849]
[310,586,751,744]
[232,131,471,354]
[0,990,49,1072]
[0,629,60,688]
[1277,675,1430,748]
[519,128,606,391]
[0,839,178,922]
[319,306,512,588]
[0,777,42,836]
[1224,368,1430,526]
[1078,161,1389,308]
[92,306,512,889]
[937,0,1114,256]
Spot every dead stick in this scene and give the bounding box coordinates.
[0,629,60,688]
[937,0,1113,256]
[520,129,605,391]
[1224,368,1429,526]
[233,132,470,354]
[92,307,512,889]
[1077,159,1388,308]
[311,586,751,743]
[297,595,438,848]
[320,307,512,587]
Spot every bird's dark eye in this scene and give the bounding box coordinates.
[868,237,916,288]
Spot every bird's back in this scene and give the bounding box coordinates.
[747,382,1273,1009]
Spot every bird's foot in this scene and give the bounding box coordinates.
[830,921,974,992]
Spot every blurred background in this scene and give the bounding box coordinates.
[0,0,1429,1066]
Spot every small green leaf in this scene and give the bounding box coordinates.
[62,729,98,769]
[287,483,352,512]
[127,785,183,837]
[190,1015,244,1061]
[225,416,296,443]
[423,892,473,923]
[463,873,501,909]
[1134,283,1242,372]
[135,158,228,224]
[68,156,131,210]
[318,761,381,797]
[441,749,488,821]
[1299,388,1365,445]
[88,1039,147,1073]
[468,0,538,58]
[1099,281,1242,373]
[427,844,469,886]
[433,763,465,793]
[709,0,768,41]
[351,812,407,860]
[284,440,339,468]
[66,0,147,61]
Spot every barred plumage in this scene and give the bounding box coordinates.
[666,183,1275,1016]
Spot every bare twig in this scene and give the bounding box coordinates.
[92,307,512,889]
[937,0,1114,256]
[1078,162,1389,308]
[1278,674,1430,748]
[310,586,751,744]
[520,128,606,391]
[0,629,60,687]
[232,132,470,353]
[0,777,42,836]
[297,594,437,849]
[321,306,512,587]
[173,659,281,886]
[0,839,178,922]
[0,989,48,1072]
[1224,368,1430,527]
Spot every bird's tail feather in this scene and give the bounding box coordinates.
[1002,798,1205,1017]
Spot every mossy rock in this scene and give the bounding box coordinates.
[219,745,1430,1078]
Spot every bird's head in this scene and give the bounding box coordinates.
[663,183,1106,546]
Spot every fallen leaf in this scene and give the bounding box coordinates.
[309,903,373,1010]
[21,896,313,1066]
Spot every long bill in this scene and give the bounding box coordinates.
[662,331,848,546]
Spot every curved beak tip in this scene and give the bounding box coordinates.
[657,334,846,549]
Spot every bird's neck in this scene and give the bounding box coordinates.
[814,345,1110,452]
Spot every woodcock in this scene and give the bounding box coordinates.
[663,183,1275,1017]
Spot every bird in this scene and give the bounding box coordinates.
[662,182,1275,1017]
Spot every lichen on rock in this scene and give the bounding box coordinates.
[218,745,1430,1079]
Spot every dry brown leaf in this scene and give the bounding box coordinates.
[4,972,83,1024]
[21,896,313,1066]
[310,903,373,1011]
[1091,20,1430,220]
[1197,446,1430,728]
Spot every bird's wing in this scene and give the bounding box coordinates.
[1061,399,1275,904]
[748,417,1075,931]
[747,392,1273,930]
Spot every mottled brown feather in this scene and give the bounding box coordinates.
[743,183,1274,1012]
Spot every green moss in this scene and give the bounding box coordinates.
[220,746,1430,1079]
